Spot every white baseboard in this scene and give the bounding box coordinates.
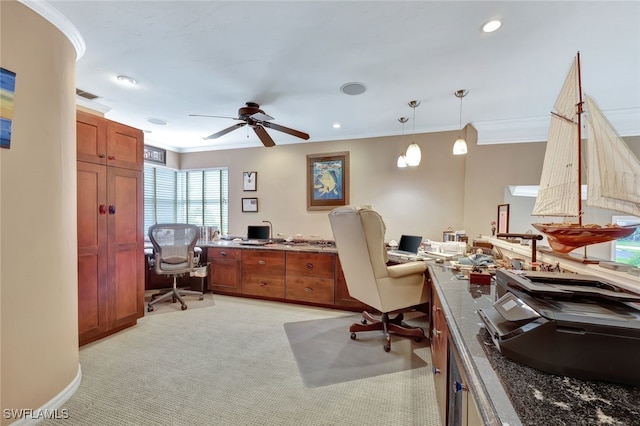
[9,364,81,425]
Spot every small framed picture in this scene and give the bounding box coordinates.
[243,171,257,191]
[242,197,258,212]
[497,204,510,234]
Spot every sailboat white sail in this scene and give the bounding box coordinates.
[532,53,640,254]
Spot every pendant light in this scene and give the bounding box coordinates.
[453,89,468,155]
[397,117,409,168]
[405,100,421,166]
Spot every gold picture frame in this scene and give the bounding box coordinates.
[306,151,349,211]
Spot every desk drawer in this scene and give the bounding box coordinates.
[242,273,284,298]
[208,247,241,260]
[285,276,334,304]
[285,252,335,279]
[242,250,285,275]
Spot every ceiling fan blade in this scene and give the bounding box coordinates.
[250,112,274,121]
[263,122,310,140]
[190,114,241,120]
[253,125,276,147]
[203,122,246,140]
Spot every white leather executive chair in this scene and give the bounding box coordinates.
[328,206,429,352]
[147,223,203,312]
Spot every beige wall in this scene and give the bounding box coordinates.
[1,1,79,423]
[181,130,468,242]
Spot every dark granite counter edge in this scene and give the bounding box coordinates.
[428,263,521,426]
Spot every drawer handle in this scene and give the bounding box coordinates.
[259,281,267,286]
[220,251,226,256]
[432,329,441,338]
[304,287,313,293]
[432,306,441,314]
[306,263,313,269]
[432,367,441,375]
[107,155,116,160]
[258,260,266,265]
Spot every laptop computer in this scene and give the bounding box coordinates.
[388,234,422,257]
[240,225,271,246]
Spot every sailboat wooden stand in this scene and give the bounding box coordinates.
[532,52,640,256]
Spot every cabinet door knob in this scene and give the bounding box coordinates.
[220,251,227,257]
[99,204,106,215]
[108,205,116,215]
[306,263,313,269]
[432,329,441,338]
[304,287,313,293]
[258,260,266,265]
[107,155,116,160]
[432,367,441,375]
[98,153,106,158]
[259,281,267,286]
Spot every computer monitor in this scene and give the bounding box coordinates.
[247,225,270,240]
[397,235,422,254]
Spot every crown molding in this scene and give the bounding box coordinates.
[18,0,86,60]
[474,107,640,145]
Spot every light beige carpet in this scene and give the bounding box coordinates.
[42,295,441,426]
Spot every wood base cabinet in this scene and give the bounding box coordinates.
[207,248,242,294]
[285,252,335,304]
[77,111,144,346]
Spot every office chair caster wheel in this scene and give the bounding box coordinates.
[383,343,391,352]
[147,306,154,312]
[181,305,187,311]
[350,332,357,340]
[361,319,367,325]
[414,337,422,343]
[199,296,204,301]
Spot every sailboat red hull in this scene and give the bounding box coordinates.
[532,223,637,254]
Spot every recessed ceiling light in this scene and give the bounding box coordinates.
[116,75,137,85]
[481,19,502,33]
[332,123,341,129]
[146,117,167,126]
[340,82,366,96]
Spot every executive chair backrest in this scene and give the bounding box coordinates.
[329,206,427,312]
[148,223,199,276]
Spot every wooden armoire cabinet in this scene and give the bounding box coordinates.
[76,110,144,346]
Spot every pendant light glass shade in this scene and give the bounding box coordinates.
[397,154,408,168]
[453,89,468,155]
[405,143,421,166]
[453,138,468,155]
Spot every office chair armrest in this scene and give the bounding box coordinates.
[387,261,427,278]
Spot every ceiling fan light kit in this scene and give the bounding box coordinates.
[190,102,309,147]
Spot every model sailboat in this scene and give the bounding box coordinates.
[531,52,640,254]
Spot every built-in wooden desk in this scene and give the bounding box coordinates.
[203,241,367,311]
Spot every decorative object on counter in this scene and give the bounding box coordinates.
[307,151,350,211]
[243,171,257,191]
[497,204,509,234]
[490,221,496,236]
[1,67,17,149]
[242,197,258,212]
[531,52,639,255]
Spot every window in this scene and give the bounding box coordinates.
[144,165,228,237]
[612,216,640,267]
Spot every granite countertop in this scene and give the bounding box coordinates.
[202,240,338,254]
[428,263,640,426]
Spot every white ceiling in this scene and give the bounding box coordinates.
[36,0,640,152]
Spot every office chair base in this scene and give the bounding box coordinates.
[147,287,203,312]
[349,311,426,352]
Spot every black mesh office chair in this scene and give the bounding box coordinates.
[147,223,202,312]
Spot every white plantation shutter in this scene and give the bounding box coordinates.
[143,165,228,236]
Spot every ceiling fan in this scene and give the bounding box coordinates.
[190,102,310,147]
